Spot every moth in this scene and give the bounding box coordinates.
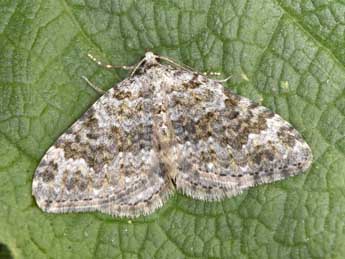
[32,52,313,217]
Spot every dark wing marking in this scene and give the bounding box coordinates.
[32,76,173,217]
[165,72,312,200]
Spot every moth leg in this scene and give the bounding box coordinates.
[81,76,106,95]
[87,53,134,70]
[129,58,147,77]
[214,75,232,83]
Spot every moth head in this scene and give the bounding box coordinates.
[144,52,159,65]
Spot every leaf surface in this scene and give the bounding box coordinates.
[0,1,344,258]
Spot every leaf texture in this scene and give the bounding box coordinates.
[0,0,344,258]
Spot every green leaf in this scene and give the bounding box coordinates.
[1,0,344,258]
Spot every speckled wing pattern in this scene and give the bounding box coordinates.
[32,52,313,217]
[32,74,174,217]
[166,71,312,200]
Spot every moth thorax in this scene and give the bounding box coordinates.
[153,115,174,151]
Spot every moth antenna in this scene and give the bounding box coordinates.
[158,55,230,82]
[87,53,134,70]
[202,71,222,76]
[158,55,195,72]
